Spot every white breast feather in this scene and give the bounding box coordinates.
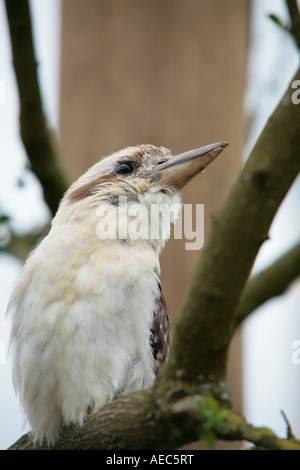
[7,190,181,444]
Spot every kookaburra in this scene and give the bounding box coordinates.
[7,141,227,444]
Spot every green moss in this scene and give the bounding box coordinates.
[196,395,230,449]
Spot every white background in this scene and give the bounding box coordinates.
[0,0,299,449]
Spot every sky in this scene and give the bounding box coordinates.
[0,0,299,450]
[0,0,61,449]
[242,0,300,439]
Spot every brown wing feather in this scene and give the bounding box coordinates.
[150,279,170,371]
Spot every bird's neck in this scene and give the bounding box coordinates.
[95,191,182,254]
[54,189,182,256]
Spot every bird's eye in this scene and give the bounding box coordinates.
[116,161,135,175]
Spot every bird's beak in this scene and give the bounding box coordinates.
[153,142,228,189]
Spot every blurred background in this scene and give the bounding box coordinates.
[0,0,299,450]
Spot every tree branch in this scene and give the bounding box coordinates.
[157,67,300,387]
[8,391,300,450]
[286,0,300,50]
[4,0,69,216]
[235,241,300,327]
[1,230,38,262]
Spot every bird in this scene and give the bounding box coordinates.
[7,141,228,444]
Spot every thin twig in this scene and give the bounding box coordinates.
[280,409,296,440]
[4,0,69,216]
[235,242,300,327]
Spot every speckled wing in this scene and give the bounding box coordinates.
[150,280,170,371]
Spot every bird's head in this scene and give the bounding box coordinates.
[54,142,228,251]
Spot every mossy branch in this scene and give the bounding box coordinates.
[8,391,300,450]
